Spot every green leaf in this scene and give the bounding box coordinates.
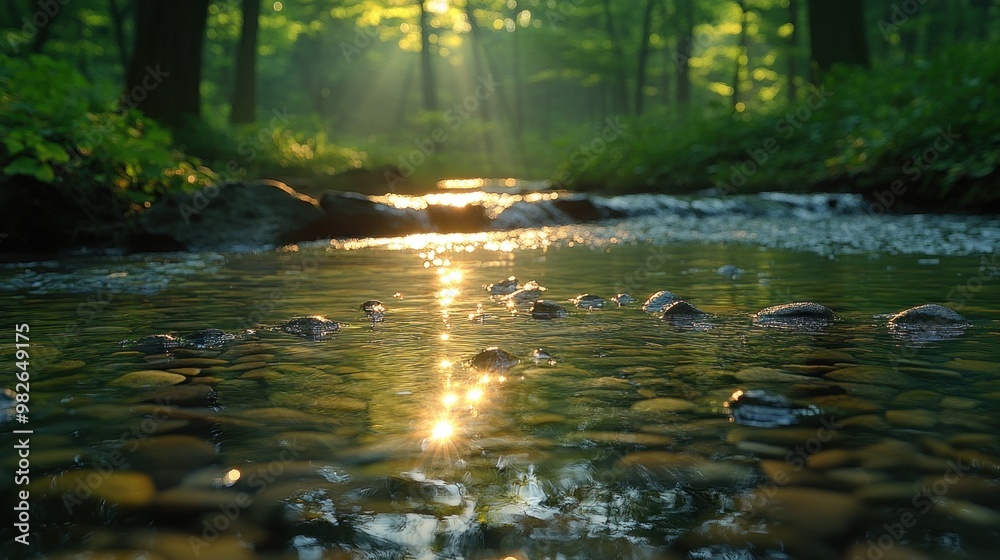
[3,157,55,182]
[3,136,25,155]
[34,141,70,164]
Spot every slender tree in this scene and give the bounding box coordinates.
[786,0,799,102]
[125,0,210,128]
[601,0,629,114]
[675,0,694,105]
[635,0,657,115]
[231,0,261,124]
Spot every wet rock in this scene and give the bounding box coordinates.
[315,190,424,238]
[501,280,546,305]
[530,300,568,319]
[360,300,386,322]
[129,334,182,354]
[1,387,15,422]
[744,487,862,537]
[932,498,1000,527]
[886,409,938,429]
[182,328,235,349]
[889,303,966,325]
[642,290,681,313]
[611,293,635,306]
[469,346,519,372]
[825,365,908,387]
[631,397,697,414]
[566,431,673,446]
[716,264,744,279]
[571,293,606,309]
[138,384,216,406]
[752,301,835,324]
[803,349,858,365]
[487,275,519,295]
[280,315,343,340]
[530,348,556,365]
[136,180,327,251]
[615,451,754,488]
[38,470,156,507]
[724,389,820,427]
[660,299,707,319]
[111,370,188,388]
[426,203,491,232]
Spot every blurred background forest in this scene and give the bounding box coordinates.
[1,0,999,214]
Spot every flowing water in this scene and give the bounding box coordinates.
[2,192,1000,559]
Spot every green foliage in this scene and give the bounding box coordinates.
[0,53,215,206]
[567,41,1000,209]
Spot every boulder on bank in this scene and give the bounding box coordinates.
[133,180,327,251]
[312,190,425,238]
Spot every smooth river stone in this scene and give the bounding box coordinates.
[825,366,908,387]
[124,533,256,560]
[239,369,283,381]
[520,412,566,426]
[808,394,880,415]
[940,395,980,409]
[138,384,215,406]
[888,303,965,324]
[38,470,156,507]
[840,414,890,430]
[885,409,938,429]
[615,451,755,488]
[854,482,921,504]
[943,359,997,374]
[231,407,338,426]
[931,498,1000,527]
[744,487,862,537]
[893,389,941,408]
[153,487,249,512]
[726,427,842,447]
[165,367,201,376]
[734,440,790,458]
[124,435,218,472]
[48,359,86,371]
[111,370,187,388]
[204,361,268,373]
[142,357,229,368]
[897,366,962,379]
[921,475,1000,505]
[803,349,858,365]
[733,367,814,383]
[631,397,697,414]
[232,353,276,364]
[752,301,835,321]
[566,431,673,446]
[807,449,858,470]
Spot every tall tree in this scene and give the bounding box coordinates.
[635,0,657,115]
[786,0,799,102]
[418,0,437,111]
[807,0,869,75]
[125,0,210,128]
[231,0,260,124]
[107,0,132,71]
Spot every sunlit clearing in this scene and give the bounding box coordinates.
[442,393,459,407]
[466,387,483,403]
[431,419,454,441]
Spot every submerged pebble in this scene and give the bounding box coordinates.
[280,315,343,339]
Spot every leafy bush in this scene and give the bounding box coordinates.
[566,42,1000,210]
[0,53,215,206]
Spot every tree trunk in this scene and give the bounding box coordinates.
[28,2,63,53]
[601,0,629,115]
[675,0,693,105]
[126,0,210,128]
[732,0,748,110]
[418,0,437,111]
[635,0,657,115]
[807,0,869,75]
[787,0,799,103]
[231,0,260,124]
